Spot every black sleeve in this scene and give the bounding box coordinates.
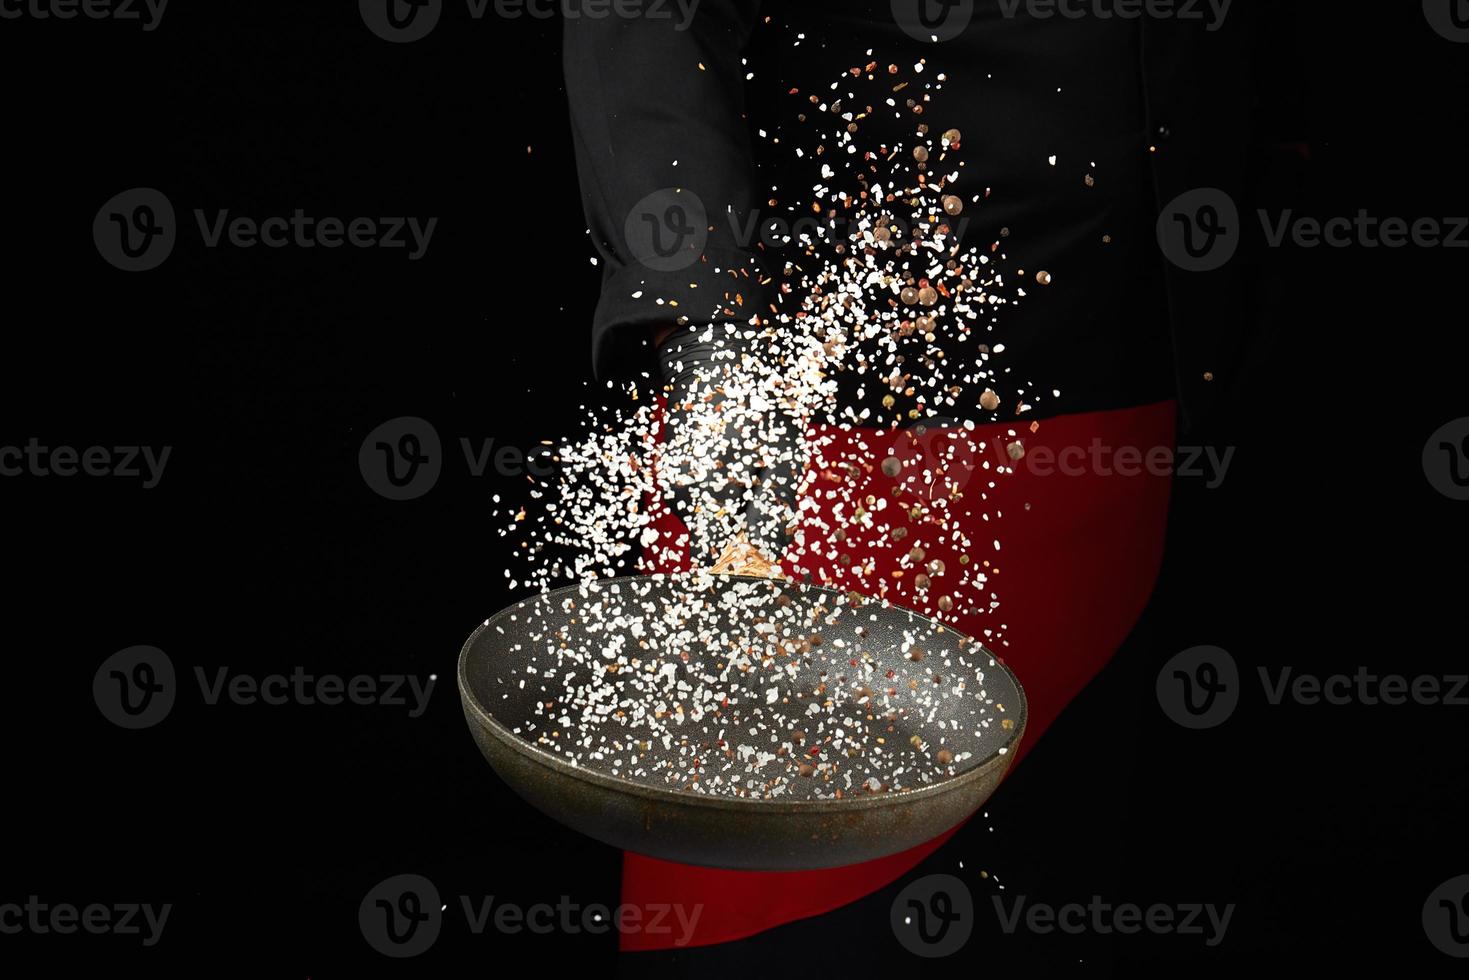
[1226,4,1309,432]
[562,0,772,380]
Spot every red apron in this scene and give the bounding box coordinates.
[623,399,1177,950]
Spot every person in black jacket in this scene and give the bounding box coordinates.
[563,0,1298,965]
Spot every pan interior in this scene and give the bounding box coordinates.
[462,574,1022,803]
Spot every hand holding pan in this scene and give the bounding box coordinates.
[457,536,1026,870]
[461,326,1020,869]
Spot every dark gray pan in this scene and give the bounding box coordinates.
[458,574,1025,871]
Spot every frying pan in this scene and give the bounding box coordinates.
[457,567,1025,871]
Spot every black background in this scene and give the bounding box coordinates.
[1,1,1466,975]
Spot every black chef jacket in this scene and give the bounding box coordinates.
[564,0,1298,431]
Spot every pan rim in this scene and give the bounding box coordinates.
[457,574,1028,815]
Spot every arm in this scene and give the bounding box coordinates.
[562,0,772,379]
